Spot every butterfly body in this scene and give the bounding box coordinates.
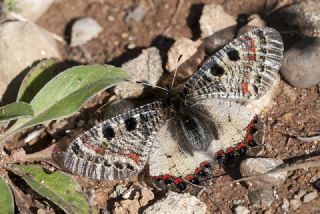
[63,28,283,191]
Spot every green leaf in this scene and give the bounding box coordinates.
[0,102,34,122]
[17,58,60,103]
[7,64,128,134]
[9,164,95,214]
[0,176,14,214]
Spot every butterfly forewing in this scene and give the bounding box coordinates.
[182,27,283,102]
[63,101,170,180]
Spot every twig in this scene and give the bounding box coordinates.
[8,12,66,44]
[162,0,184,36]
[296,135,320,142]
[233,159,320,183]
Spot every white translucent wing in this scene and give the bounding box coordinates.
[191,99,256,155]
[149,118,210,177]
[63,101,169,180]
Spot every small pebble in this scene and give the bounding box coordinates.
[303,191,318,203]
[290,199,302,211]
[234,205,250,214]
[70,17,103,47]
[281,199,290,213]
[240,158,287,187]
[144,191,206,214]
[125,6,145,23]
[199,3,236,38]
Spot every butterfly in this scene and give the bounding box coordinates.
[63,27,283,192]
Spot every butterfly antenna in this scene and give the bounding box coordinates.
[170,55,183,90]
[135,81,169,93]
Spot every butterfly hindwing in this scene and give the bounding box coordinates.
[63,101,170,180]
[182,27,283,102]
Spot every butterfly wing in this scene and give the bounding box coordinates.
[63,101,170,180]
[182,27,283,102]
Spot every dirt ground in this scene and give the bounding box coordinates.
[1,0,320,213]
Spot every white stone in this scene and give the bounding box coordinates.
[290,199,302,211]
[234,205,250,214]
[166,38,202,72]
[199,3,236,38]
[115,47,163,99]
[143,191,206,214]
[70,17,103,47]
[240,158,288,187]
[0,21,60,102]
[15,0,54,21]
[303,191,318,203]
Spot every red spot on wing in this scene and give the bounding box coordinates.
[248,37,256,62]
[174,178,183,185]
[225,147,234,154]
[185,175,194,181]
[237,142,246,150]
[241,71,250,95]
[83,143,105,154]
[246,134,253,143]
[162,174,172,180]
[128,153,140,164]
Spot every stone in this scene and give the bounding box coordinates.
[281,199,290,213]
[143,191,206,214]
[280,37,320,88]
[303,191,318,203]
[234,205,250,214]
[248,189,275,208]
[247,14,266,28]
[280,0,320,37]
[166,38,202,72]
[115,47,163,99]
[70,17,103,47]
[240,158,288,187]
[294,189,307,199]
[15,0,54,21]
[290,199,302,211]
[0,21,61,103]
[199,3,236,38]
[125,6,145,23]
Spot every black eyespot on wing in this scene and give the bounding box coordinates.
[125,117,137,131]
[227,48,240,61]
[210,63,225,76]
[102,125,115,140]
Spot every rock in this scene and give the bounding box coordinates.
[115,47,163,99]
[125,6,145,23]
[303,191,318,203]
[238,14,266,36]
[113,199,141,214]
[199,3,236,38]
[280,37,320,88]
[281,199,290,213]
[280,0,320,37]
[290,199,302,211]
[143,191,206,214]
[240,158,288,187]
[70,17,103,47]
[294,189,307,199]
[234,205,250,214]
[166,38,202,72]
[248,189,275,208]
[247,14,266,28]
[0,21,60,103]
[109,184,128,198]
[122,184,141,200]
[203,26,237,55]
[103,99,135,120]
[15,0,54,21]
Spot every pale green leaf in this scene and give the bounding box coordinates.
[17,58,60,103]
[9,164,95,214]
[0,176,14,214]
[7,64,128,134]
[0,102,33,122]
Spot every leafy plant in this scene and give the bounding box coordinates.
[0,59,128,213]
[4,0,20,13]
